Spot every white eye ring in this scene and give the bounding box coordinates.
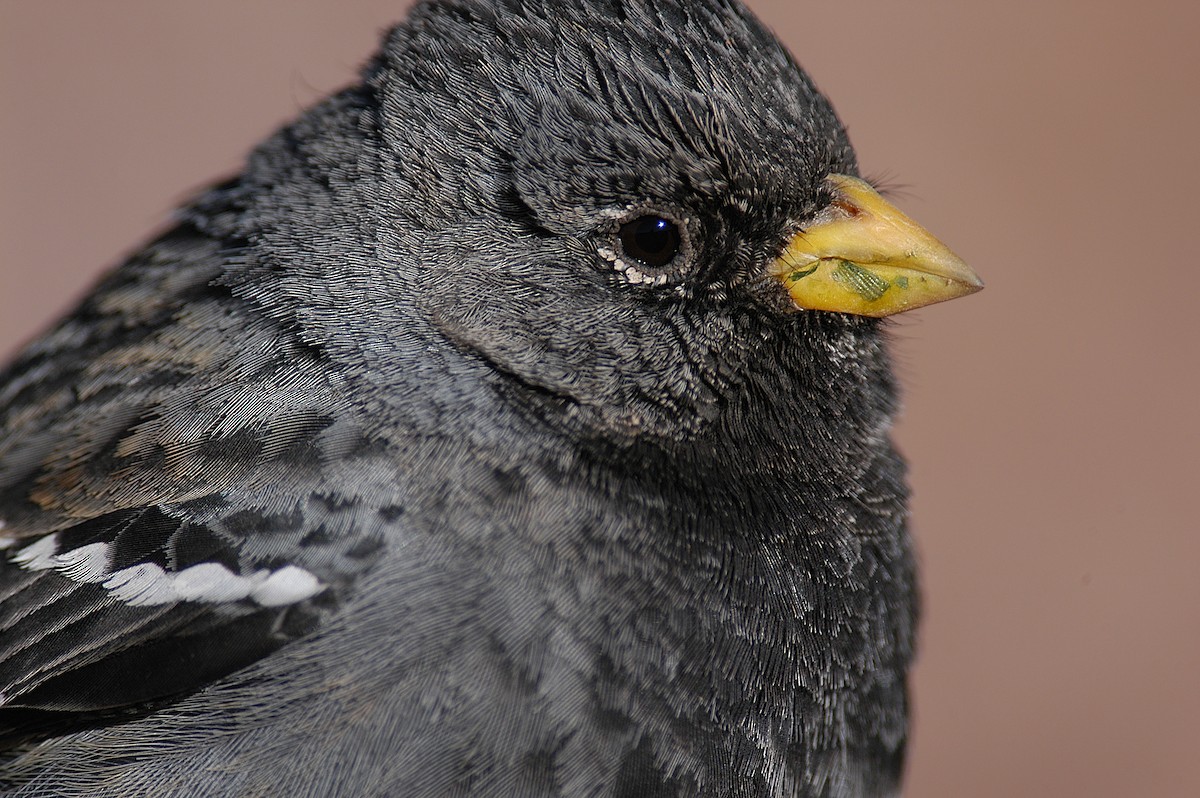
[598,206,693,286]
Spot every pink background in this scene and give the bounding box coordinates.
[2,2,1197,795]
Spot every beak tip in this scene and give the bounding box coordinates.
[959,267,985,294]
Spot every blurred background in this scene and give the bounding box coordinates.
[1,1,1196,795]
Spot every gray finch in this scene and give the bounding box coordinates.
[0,1,980,795]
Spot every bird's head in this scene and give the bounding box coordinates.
[229,0,980,451]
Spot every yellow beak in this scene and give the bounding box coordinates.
[771,174,983,317]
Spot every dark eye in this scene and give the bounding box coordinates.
[618,214,681,269]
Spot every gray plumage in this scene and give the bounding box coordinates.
[0,1,919,795]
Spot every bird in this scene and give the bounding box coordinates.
[0,0,981,795]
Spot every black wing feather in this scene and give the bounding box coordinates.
[0,507,327,748]
[0,215,384,749]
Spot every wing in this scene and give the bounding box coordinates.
[0,508,327,744]
[0,205,385,748]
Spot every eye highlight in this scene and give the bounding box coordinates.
[618,214,682,269]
